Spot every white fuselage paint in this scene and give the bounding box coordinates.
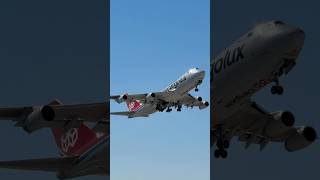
[212,21,305,126]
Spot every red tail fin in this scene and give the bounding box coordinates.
[126,100,143,112]
[51,124,99,156]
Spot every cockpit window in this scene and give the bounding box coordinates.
[274,20,285,25]
[189,68,198,73]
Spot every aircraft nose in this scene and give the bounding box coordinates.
[197,70,205,79]
[286,28,305,43]
[268,25,305,55]
[277,26,305,45]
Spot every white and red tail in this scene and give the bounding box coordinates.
[51,124,100,157]
[126,99,143,112]
[48,99,100,157]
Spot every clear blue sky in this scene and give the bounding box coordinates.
[110,0,210,179]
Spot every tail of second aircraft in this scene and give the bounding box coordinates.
[126,99,143,112]
[48,99,100,157]
[51,124,100,157]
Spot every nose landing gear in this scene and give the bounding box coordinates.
[271,78,284,95]
[195,80,202,92]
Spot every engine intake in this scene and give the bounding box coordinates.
[199,101,209,109]
[115,94,128,103]
[41,105,55,121]
[149,93,155,98]
[146,93,156,103]
[303,126,317,142]
[265,111,295,137]
[285,126,317,152]
[23,106,56,133]
[281,111,295,126]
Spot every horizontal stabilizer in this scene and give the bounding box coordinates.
[0,157,76,172]
[111,111,149,118]
[110,111,134,116]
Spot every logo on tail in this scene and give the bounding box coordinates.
[61,128,79,153]
[127,100,143,112]
[52,124,99,156]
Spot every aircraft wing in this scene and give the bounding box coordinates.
[179,94,209,109]
[212,100,317,151]
[110,92,172,103]
[0,101,109,133]
[50,102,108,122]
[0,107,28,120]
[0,156,76,172]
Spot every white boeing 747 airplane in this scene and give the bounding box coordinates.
[111,67,209,118]
[211,20,317,158]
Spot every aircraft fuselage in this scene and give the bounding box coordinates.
[212,21,305,124]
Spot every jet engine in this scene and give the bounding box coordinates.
[265,111,295,137]
[146,93,156,103]
[196,96,202,101]
[285,126,317,152]
[23,105,55,133]
[116,94,128,103]
[199,101,209,109]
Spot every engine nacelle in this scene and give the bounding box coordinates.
[199,101,209,109]
[285,126,317,152]
[23,105,55,133]
[116,94,128,103]
[196,96,202,101]
[146,93,156,103]
[265,111,295,137]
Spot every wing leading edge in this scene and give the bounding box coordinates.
[0,100,109,133]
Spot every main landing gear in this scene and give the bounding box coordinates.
[157,103,181,113]
[156,105,166,112]
[271,78,284,95]
[177,105,182,112]
[214,126,229,159]
[166,107,172,112]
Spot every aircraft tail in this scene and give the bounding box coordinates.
[126,99,143,112]
[48,99,99,157]
[51,124,99,157]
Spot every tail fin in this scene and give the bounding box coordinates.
[52,124,99,157]
[126,100,143,112]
